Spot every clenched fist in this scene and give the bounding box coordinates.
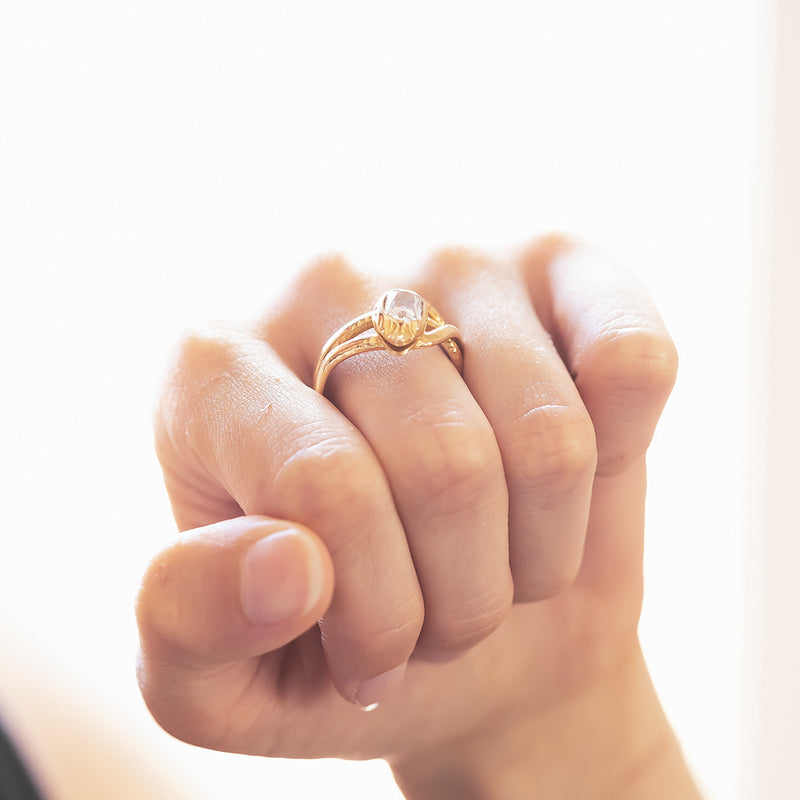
[136,236,700,798]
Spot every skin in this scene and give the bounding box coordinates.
[136,235,702,798]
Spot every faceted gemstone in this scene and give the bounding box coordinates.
[372,289,428,349]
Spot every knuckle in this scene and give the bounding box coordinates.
[296,252,359,287]
[172,324,233,374]
[167,324,251,398]
[398,416,504,513]
[156,325,243,446]
[584,328,679,400]
[505,404,597,496]
[272,439,382,552]
[266,254,376,367]
[289,254,372,313]
[331,611,425,675]
[155,324,270,501]
[517,233,576,281]
[513,555,582,602]
[422,583,513,654]
[422,245,492,285]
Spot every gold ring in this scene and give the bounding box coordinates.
[313,289,464,394]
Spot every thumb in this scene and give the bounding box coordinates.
[136,515,334,748]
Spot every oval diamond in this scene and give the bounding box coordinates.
[372,289,428,349]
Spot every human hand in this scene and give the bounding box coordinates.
[137,236,694,796]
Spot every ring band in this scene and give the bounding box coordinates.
[313,289,464,394]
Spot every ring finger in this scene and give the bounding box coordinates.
[267,257,514,661]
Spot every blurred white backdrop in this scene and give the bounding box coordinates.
[0,1,767,798]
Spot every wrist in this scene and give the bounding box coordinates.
[390,643,701,800]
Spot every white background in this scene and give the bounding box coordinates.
[0,1,779,798]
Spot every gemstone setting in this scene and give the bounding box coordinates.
[372,289,428,350]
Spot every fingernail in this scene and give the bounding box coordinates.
[352,662,407,709]
[241,530,324,625]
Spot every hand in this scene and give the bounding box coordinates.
[136,236,695,797]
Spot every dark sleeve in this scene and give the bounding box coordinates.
[0,721,46,800]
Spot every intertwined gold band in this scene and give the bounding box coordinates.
[313,289,464,394]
